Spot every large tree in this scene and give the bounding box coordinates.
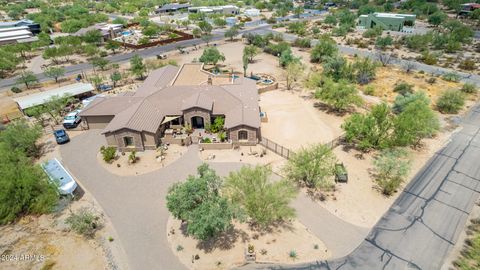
[166,164,237,240]
[199,47,225,67]
[44,66,65,83]
[285,62,305,90]
[243,45,260,63]
[16,71,38,89]
[224,26,239,41]
[315,77,362,112]
[342,103,394,151]
[283,144,336,190]
[225,166,297,227]
[393,99,440,147]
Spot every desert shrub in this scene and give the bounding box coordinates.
[11,86,21,93]
[363,85,375,95]
[352,57,379,84]
[373,148,411,196]
[264,42,290,56]
[442,72,461,82]
[283,144,336,190]
[375,36,393,49]
[392,91,430,114]
[419,50,437,65]
[128,150,137,163]
[210,116,224,133]
[322,55,354,82]
[363,26,383,38]
[436,90,465,114]
[393,82,414,96]
[100,146,116,163]
[310,36,338,63]
[461,83,477,94]
[200,137,212,143]
[458,59,476,71]
[224,166,297,227]
[66,208,101,237]
[293,38,311,48]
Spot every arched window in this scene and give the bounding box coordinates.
[238,130,248,140]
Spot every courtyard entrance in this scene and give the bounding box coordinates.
[191,116,204,129]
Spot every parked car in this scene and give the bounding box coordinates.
[156,54,167,59]
[63,110,81,129]
[98,84,113,91]
[54,129,70,144]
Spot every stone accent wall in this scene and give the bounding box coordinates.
[183,108,211,127]
[105,129,144,152]
[228,125,259,146]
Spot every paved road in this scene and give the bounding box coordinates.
[240,104,480,270]
[0,24,271,91]
[59,131,366,270]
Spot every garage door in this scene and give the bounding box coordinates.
[84,116,114,129]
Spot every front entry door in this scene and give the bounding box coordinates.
[191,116,204,129]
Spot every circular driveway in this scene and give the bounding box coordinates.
[59,130,368,270]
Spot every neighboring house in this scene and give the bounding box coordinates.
[155,3,191,14]
[358,12,416,32]
[188,5,240,15]
[0,25,36,45]
[79,63,261,151]
[74,23,124,41]
[14,83,95,113]
[0,19,41,34]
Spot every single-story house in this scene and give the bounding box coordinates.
[74,23,124,41]
[155,3,191,14]
[14,83,94,112]
[358,13,416,32]
[79,63,261,151]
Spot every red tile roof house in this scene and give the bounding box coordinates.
[79,63,261,152]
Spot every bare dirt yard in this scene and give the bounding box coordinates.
[259,89,345,151]
[167,217,330,270]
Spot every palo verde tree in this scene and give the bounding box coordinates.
[224,165,297,228]
[44,66,65,83]
[199,47,225,68]
[310,35,338,63]
[166,164,238,240]
[315,77,362,112]
[16,71,38,89]
[283,144,337,190]
[342,103,395,151]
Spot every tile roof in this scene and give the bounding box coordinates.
[80,64,260,134]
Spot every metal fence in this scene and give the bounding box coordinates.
[260,135,344,160]
[259,137,294,159]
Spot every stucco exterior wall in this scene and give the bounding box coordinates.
[82,115,114,129]
[183,107,211,127]
[228,125,259,145]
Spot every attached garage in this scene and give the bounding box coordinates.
[82,115,114,129]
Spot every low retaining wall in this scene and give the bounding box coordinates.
[199,142,233,150]
[258,82,278,94]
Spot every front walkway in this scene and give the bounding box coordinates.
[59,130,367,270]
